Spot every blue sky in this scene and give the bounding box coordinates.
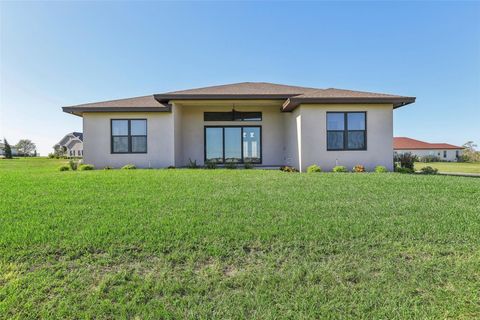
[1,1,479,155]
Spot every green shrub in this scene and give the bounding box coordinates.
[69,160,78,171]
[48,153,55,159]
[244,160,254,169]
[279,166,299,173]
[459,153,476,163]
[79,164,94,171]
[204,160,217,169]
[333,166,347,173]
[121,164,136,170]
[103,166,113,170]
[394,152,418,170]
[375,165,388,173]
[225,160,237,169]
[167,166,176,169]
[352,165,365,173]
[58,165,69,171]
[187,158,199,169]
[307,164,322,173]
[420,166,438,175]
[395,166,414,174]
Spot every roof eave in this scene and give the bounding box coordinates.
[394,147,463,150]
[62,107,84,117]
[154,93,295,103]
[62,104,172,117]
[281,97,416,111]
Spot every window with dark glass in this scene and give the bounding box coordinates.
[204,111,262,121]
[327,112,366,150]
[111,119,147,153]
[443,150,447,158]
[205,126,261,163]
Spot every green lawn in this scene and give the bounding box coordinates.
[415,161,480,174]
[1,158,479,319]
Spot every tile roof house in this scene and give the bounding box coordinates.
[394,137,463,161]
[54,132,84,157]
[63,82,415,171]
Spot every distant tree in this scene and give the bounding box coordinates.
[463,141,477,152]
[3,138,12,159]
[15,139,36,157]
[462,141,480,162]
[54,145,67,158]
[33,150,38,157]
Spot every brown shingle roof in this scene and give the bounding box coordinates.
[394,137,463,150]
[67,95,162,108]
[161,82,318,96]
[63,82,415,116]
[155,82,415,110]
[63,95,171,116]
[283,88,415,110]
[295,88,403,98]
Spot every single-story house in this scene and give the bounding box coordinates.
[63,82,415,171]
[394,137,463,161]
[53,132,84,157]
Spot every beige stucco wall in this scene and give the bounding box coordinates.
[173,104,183,167]
[83,112,174,168]
[173,100,285,166]
[81,102,398,170]
[283,108,301,169]
[395,149,461,162]
[297,104,394,172]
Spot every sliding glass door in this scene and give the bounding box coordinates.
[242,127,261,163]
[225,127,242,162]
[205,127,223,163]
[205,126,261,163]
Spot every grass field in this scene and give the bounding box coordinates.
[415,161,480,174]
[1,158,479,319]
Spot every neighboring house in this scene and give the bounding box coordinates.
[394,137,463,161]
[63,82,415,171]
[0,143,18,156]
[54,132,84,157]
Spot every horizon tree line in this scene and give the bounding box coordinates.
[2,138,37,158]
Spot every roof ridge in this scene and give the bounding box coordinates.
[162,82,320,95]
[163,82,246,94]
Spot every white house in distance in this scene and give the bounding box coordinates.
[54,132,84,157]
[62,82,416,171]
[394,137,463,161]
[0,142,18,157]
